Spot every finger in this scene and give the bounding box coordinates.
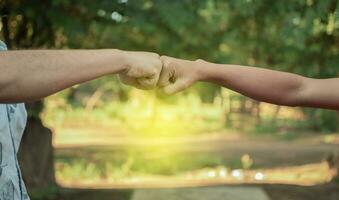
[119,75,149,90]
[163,79,189,95]
[119,74,137,85]
[158,58,174,87]
[134,84,149,90]
[160,55,173,62]
[137,76,157,89]
[138,59,162,88]
[119,75,138,86]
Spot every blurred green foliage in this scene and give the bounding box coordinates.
[1,1,338,194]
[1,0,338,131]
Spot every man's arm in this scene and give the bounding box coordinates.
[159,56,339,110]
[0,50,162,103]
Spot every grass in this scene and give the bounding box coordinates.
[54,146,333,188]
[44,93,244,183]
[43,94,225,139]
[41,91,337,188]
[29,186,59,200]
[55,146,244,182]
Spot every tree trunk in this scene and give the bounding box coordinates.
[327,152,339,182]
[1,9,56,191]
[18,103,56,191]
[253,101,261,125]
[1,7,12,49]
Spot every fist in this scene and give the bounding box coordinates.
[158,56,202,94]
[119,51,162,89]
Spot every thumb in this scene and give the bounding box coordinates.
[163,79,189,95]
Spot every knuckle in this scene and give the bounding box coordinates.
[158,78,168,87]
[139,77,156,86]
[161,62,168,71]
[155,59,162,68]
[160,56,169,63]
[164,60,172,68]
[151,52,159,57]
[151,68,159,75]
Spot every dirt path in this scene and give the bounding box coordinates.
[56,183,339,200]
[52,133,339,200]
[262,183,339,200]
[56,133,339,168]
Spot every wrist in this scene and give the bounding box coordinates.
[109,49,129,73]
[193,59,217,82]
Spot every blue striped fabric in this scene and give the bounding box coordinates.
[0,41,30,200]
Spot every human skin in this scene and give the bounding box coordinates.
[159,56,339,110]
[0,50,162,103]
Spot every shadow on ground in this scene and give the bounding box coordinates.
[55,182,339,200]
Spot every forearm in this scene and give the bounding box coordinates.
[299,78,339,110]
[197,60,307,107]
[0,49,126,103]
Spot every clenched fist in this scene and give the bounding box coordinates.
[119,51,162,89]
[158,56,204,94]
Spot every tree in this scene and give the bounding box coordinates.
[1,0,338,192]
[0,0,127,191]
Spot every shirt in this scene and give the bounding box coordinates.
[0,41,30,200]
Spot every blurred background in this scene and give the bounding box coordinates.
[1,0,339,199]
